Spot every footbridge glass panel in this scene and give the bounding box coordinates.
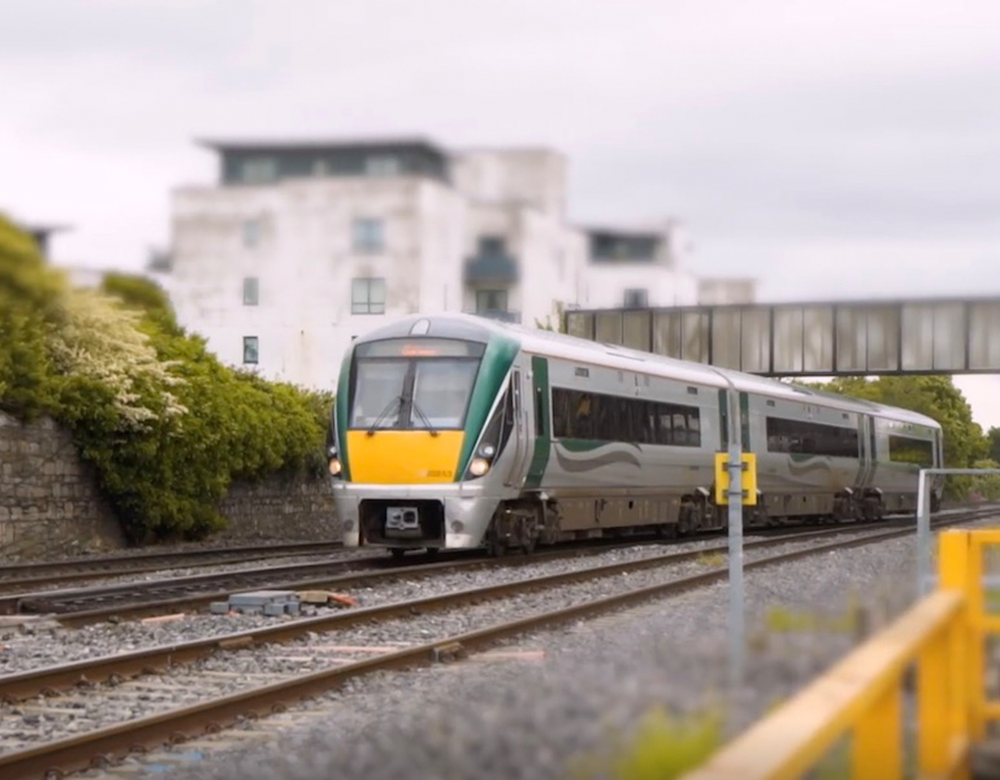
[566,298,1000,376]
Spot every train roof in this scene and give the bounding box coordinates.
[351,315,941,430]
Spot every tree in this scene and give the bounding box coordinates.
[0,215,63,419]
[987,427,1000,464]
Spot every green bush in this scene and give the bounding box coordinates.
[0,214,332,542]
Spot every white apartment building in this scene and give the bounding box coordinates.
[158,137,751,391]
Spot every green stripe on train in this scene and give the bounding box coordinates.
[525,355,551,488]
[336,346,354,481]
[456,333,521,479]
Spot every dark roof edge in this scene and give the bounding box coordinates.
[194,136,450,156]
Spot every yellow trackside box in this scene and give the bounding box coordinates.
[715,452,758,506]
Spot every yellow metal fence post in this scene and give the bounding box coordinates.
[919,630,950,776]
[968,533,987,741]
[851,685,903,780]
[940,529,972,779]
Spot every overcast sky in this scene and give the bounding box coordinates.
[2,0,999,427]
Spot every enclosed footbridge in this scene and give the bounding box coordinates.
[564,297,1000,376]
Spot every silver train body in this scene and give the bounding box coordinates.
[330,315,944,554]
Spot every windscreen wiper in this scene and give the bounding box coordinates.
[366,396,403,437]
[410,400,440,437]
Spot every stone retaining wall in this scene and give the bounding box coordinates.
[0,411,339,560]
[216,473,340,543]
[0,411,124,558]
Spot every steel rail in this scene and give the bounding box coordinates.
[0,541,344,581]
[0,512,992,779]
[0,544,349,594]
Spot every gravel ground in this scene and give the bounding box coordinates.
[0,532,891,752]
[93,521,985,780]
[0,530,874,677]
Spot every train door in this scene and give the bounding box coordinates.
[856,415,876,488]
[524,356,551,489]
[504,368,530,487]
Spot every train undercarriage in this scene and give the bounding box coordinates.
[361,485,941,559]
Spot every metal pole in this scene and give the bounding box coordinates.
[914,467,1000,596]
[727,389,744,689]
[916,469,930,597]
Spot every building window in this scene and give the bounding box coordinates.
[243,336,259,365]
[243,277,259,306]
[242,219,260,248]
[623,288,648,308]
[352,277,386,314]
[479,236,506,255]
[242,157,277,184]
[352,218,384,253]
[366,155,400,176]
[476,289,508,313]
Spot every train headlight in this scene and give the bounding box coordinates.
[478,444,496,458]
[328,458,343,476]
[469,458,490,477]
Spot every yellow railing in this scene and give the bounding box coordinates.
[680,528,1000,780]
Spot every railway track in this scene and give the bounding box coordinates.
[0,511,959,626]
[0,508,988,626]
[0,508,992,779]
[0,542,346,593]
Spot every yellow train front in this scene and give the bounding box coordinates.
[328,316,524,557]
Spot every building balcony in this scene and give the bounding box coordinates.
[463,252,519,283]
[466,310,521,324]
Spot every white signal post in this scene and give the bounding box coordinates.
[726,390,745,690]
[714,388,758,690]
[916,467,1000,596]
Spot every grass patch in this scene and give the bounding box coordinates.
[568,707,722,780]
[764,594,863,636]
[695,551,726,567]
[613,707,721,780]
[812,737,851,780]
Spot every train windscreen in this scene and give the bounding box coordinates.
[349,338,485,431]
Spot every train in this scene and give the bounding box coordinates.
[328,314,944,557]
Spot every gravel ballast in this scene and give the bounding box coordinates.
[108,528,969,780]
[0,530,877,677]
[0,531,898,754]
